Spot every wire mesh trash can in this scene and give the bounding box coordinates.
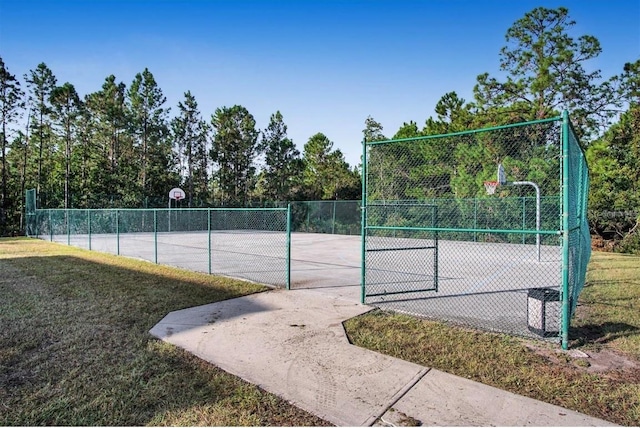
[527,287,561,337]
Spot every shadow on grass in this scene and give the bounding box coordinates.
[0,252,324,426]
[570,322,640,345]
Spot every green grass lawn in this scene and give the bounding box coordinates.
[3,238,638,426]
[344,251,640,426]
[0,238,328,426]
[572,251,640,357]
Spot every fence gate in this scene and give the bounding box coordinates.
[362,202,439,302]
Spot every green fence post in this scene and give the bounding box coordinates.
[433,205,439,292]
[208,209,212,275]
[522,197,526,244]
[88,209,92,251]
[49,210,53,242]
[116,209,120,256]
[154,209,158,264]
[474,198,478,242]
[286,204,292,290]
[332,200,336,234]
[67,210,70,246]
[561,110,571,350]
[360,138,367,304]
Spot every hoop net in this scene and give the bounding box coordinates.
[173,191,184,201]
[484,181,498,195]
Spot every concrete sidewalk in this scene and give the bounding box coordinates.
[150,289,616,427]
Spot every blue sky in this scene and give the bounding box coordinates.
[1,0,638,167]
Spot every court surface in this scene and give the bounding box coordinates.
[48,231,562,338]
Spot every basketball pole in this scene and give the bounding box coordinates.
[496,164,541,262]
[511,181,541,262]
[167,188,186,234]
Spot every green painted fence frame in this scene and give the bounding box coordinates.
[361,112,591,350]
[26,204,292,290]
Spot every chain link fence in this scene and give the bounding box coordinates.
[287,200,361,235]
[27,206,291,288]
[363,114,590,348]
[31,195,362,237]
[25,113,590,350]
[564,116,591,338]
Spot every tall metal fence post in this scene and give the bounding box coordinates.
[88,209,92,251]
[561,110,571,350]
[154,210,158,264]
[535,192,541,261]
[360,138,367,304]
[522,197,526,244]
[286,204,292,290]
[116,209,120,256]
[49,210,53,242]
[67,211,70,246]
[208,208,212,275]
[474,198,478,242]
[433,205,439,292]
[332,200,337,234]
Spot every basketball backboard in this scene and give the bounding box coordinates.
[497,164,507,185]
[169,187,186,200]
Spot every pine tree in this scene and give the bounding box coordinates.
[85,75,131,205]
[302,133,358,200]
[24,63,57,206]
[172,91,209,206]
[0,57,25,229]
[363,115,386,142]
[473,6,613,139]
[259,111,302,201]
[210,105,259,205]
[50,82,82,208]
[587,61,640,252]
[127,68,170,200]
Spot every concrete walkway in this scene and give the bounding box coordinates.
[150,289,616,427]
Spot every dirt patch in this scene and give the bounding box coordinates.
[582,348,640,375]
[525,341,639,380]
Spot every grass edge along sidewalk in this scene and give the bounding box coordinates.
[0,237,329,426]
[344,252,640,427]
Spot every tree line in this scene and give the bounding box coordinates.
[1,6,639,252]
[365,7,639,252]
[0,63,361,233]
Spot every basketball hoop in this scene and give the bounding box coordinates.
[169,187,186,201]
[484,181,499,195]
[168,187,186,211]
